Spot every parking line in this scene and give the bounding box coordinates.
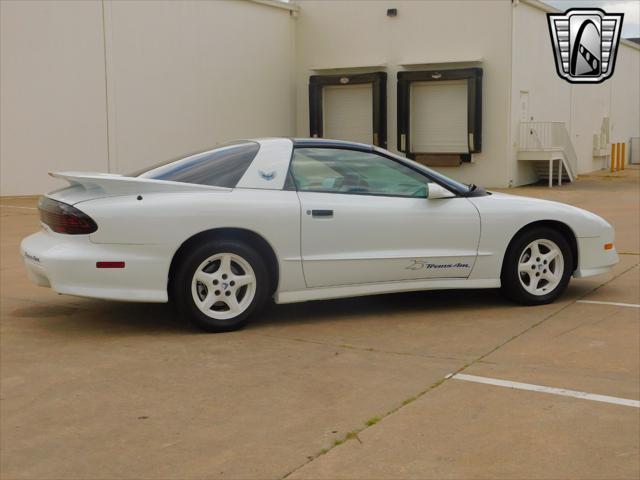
[577,300,640,309]
[0,205,37,210]
[453,373,640,408]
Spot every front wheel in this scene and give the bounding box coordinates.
[172,240,269,332]
[501,227,573,305]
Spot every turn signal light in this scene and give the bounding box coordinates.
[604,243,614,250]
[38,197,97,235]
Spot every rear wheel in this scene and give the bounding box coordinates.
[501,227,573,305]
[172,240,269,332]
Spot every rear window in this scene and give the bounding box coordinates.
[129,141,259,188]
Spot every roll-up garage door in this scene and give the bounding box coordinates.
[323,84,373,144]
[410,80,469,154]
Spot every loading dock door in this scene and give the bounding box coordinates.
[323,84,373,144]
[309,72,387,147]
[397,68,482,164]
[410,80,469,154]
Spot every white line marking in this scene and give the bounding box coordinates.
[453,373,640,408]
[0,205,37,210]
[577,300,640,309]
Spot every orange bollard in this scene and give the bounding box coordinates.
[616,143,622,171]
[621,142,626,171]
[611,142,616,172]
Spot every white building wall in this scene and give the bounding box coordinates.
[2,0,637,196]
[0,0,296,196]
[294,0,514,188]
[609,44,640,150]
[511,0,571,185]
[0,0,109,196]
[570,81,612,173]
[512,0,640,185]
[104,0,296,175]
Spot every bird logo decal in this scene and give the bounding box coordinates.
[258,170,277,181]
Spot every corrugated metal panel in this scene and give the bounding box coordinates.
[323,84,373,144]
[410,80,468,153]
[631,137,640,164]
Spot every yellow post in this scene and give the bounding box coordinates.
[621,142,626,171]
[616,143,622,171]
[611,142,616,173]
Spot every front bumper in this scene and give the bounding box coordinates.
[20,230,171,302]
[573,234,619,278]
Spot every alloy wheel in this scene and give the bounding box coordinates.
[191,252,257,319]
[517,239,565,296]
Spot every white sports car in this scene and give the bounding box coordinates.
[21,138,618,332]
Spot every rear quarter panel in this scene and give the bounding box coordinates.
[77,189,304,292]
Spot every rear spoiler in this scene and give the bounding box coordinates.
[49,171,230,196]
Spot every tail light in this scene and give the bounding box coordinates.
[38,197,97,234]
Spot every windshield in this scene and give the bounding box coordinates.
[375,147,472,194]
[127,141,259,188]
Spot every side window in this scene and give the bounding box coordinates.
[283,169,298,191]
[290,148,430,198]
[130,142,259,188]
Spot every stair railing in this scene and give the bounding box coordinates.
[519,121,578,180]
[551,123,578,179]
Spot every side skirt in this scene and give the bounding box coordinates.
[275,278,501,304]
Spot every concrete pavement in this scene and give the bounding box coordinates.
[1,167,638,479]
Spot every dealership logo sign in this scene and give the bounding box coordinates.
[547,8,623,84]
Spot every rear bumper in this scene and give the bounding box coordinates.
[20,231,170,302]
[573,234,619,278]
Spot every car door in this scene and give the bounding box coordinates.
[290,147,481,288]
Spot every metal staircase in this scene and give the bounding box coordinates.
[518,122,578,187]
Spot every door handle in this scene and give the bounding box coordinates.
[310,209,333,218]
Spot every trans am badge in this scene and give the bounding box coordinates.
[406,260,470,271]
[547,8,623,84]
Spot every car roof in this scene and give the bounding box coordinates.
[291,138,374,151]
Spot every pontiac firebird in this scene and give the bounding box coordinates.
[21,138,618,332]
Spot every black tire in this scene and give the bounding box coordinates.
[501,227,573,305]
[171,239,270,332]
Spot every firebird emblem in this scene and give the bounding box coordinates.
[258,170,276,181]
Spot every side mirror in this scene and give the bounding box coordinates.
[427,183,455,199]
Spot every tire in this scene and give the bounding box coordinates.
[172,239,269,332]
[501,227,573,305]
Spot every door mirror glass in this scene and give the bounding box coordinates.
[428,183,455,199]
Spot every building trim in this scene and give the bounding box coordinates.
[249,0,299,13]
